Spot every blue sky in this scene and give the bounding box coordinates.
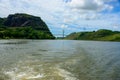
[0,0,120,36]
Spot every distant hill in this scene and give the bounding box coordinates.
[66,29,120,41]
[0,13,55,39]
[0,18,5,27]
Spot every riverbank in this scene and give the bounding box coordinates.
[65,29,120,42]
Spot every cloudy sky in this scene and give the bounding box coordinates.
[0,0,120,36]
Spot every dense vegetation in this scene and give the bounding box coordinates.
[0,27,54,39]
[0,13,55,39]
[66,29,120,41]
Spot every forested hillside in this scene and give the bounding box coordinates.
[66,29,120,41]
[0,13,55,39]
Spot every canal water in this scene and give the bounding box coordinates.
[0,40,120,80]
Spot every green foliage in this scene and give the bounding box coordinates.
[95,29,113,37]
[0,13,55,39]
[0,18,5,27]
[0,27,55,39]
[66,29,120,41]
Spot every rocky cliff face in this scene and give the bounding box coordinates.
[4,13,50,32]
[0,18,4,26]
[0,13,55,39]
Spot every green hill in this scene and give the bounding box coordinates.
[66,29,120,41]
[0,13,55,39]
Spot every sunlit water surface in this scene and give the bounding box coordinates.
[0,40,120,80]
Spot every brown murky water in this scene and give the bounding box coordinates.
[0,40,120,80]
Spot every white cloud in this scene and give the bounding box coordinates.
[63,0,114,21]
[61,24,68,29]
[67,0,113,11]
[0,0,119,36]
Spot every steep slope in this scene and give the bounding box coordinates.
[4,13,50,31]
[0,18,5,27]
[0,13,55,39]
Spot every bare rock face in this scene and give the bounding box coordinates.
[0,13,55,39]
[4,13,50,31]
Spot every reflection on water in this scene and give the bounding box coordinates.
[0,40,120,80]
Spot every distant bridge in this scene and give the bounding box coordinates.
[43,29,67,38]
[53,34,67,37]
[53,30,67,38]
